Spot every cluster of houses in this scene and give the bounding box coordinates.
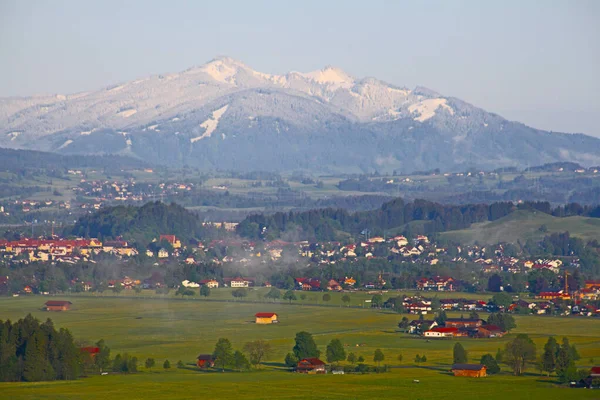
[413,318,507,339]
[74,179,194,203]
[0,237,138,263]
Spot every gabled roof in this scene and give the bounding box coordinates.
[480,324,504,332]
[80,347,100,354]
[428,327,458,333]
[197,354,214,360]
[44,300,72,306]
[255,312,277,318]
[298,358,325,366]
[452,363,486,371]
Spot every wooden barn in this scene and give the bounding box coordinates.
[296,358,326,374]
[452,364,487,377]
[255,312,278,324]
[44,300,72,311]
[196,354,215,368]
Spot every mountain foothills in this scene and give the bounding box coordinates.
[2,57,600,173]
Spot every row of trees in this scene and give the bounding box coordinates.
[451,335,584,381]
[212,338,272,371]
[283,331,387,371]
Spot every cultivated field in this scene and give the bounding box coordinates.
[1,296,599,399]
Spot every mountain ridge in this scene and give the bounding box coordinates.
[2,56,599,173]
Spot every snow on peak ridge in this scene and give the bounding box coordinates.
[300,66,355,89]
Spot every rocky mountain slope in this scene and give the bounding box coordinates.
[2,56,599,173]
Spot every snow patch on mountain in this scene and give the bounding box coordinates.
[191,104,229,143]
[8,132,21,140]
[57,139,73,149]
[300,67,354,89]
[408,98,454,122]
[118,109,137,118]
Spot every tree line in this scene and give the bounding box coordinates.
[237,197,600,241]
[0,315,81,382]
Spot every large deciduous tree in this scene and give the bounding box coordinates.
[453,343,468,364]
[243,340,272,368]
[292,331,320,360]
[213,338,234,372]
[504,334,536,376]
[325,339,346,365]
[373,349,385,367]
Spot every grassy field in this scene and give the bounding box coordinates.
[70,286,510,306]
[1,296,599,399]
[442,209,600,244]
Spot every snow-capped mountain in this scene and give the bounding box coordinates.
[2,56,599,173]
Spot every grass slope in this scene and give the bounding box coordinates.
[441,210,600,245]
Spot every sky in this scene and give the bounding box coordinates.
[1,0,599,136]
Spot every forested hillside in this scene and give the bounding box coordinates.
[237,198,600,241]
[0,148,147,173]
[69,201,220,246]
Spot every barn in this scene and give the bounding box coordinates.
[255,312,278,324]
[196,354,215,368]
[452,364,487,377]
[44,300,72,311]
[297,358,326,374]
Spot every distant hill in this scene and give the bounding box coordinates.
[2,56,600,173]
[441,209,600,245]
[69,201,204,246]
[0,147,148,172]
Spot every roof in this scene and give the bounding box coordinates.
[446,318,482,323]
[452,364,486,371]
[44,300,73,306]
[80,347,100,354]
[197,354,214,360]
[255,312,277,318]
[409,320,435,326]
[480,324,504,332]
[298,358,325,366]
[428,327,458,333]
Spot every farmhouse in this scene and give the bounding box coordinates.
[475,324,506,338]
[296,358,326,374]
[424,327,458,338]
[452,364,487,377]
[199,279,219,288]
[44,300,72,311]
[226,277,253,287]
[408,320,437,334]
[196,354,215,368]
[255,312,278,324]
[159,234,181,249]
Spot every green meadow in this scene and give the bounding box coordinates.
[1,295,599,399]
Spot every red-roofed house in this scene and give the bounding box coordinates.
[296,358,326,374]
[255,312,279,324]
[159,235,181,249]
[196,354,215,368]
[44,300,72,311]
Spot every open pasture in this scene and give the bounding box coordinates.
[0,296,598,399]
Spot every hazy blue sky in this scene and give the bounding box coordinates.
[1,0,599,136]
